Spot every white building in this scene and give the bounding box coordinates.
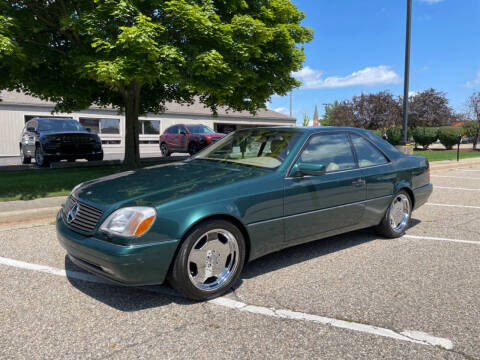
[0,91,295,157]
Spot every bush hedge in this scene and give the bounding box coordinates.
[412,127,438,149]
[438,126,463,150]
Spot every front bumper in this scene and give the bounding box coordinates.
[56,211,179,286]
[413,183,433,210]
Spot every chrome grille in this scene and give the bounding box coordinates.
[62,197,103,233]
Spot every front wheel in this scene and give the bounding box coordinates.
[35,144,49,167]
[168,219,246,301]
[375,190,412,238]
[20,146,31,164]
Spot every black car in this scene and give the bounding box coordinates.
[20,117,104,167]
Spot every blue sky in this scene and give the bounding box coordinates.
[268,0,480,124]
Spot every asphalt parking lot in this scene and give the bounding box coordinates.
[1,167,479,359]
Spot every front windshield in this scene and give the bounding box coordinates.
[196,128,303,169]
[186,125,215,134]
[38,119,85,132]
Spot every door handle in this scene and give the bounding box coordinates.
[352,179,365,187]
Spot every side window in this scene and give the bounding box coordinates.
[351,133,388,168]
[299,133,356,173]
[178,125,187,134]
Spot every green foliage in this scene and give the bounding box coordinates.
[412,127,438,150]
[438,126,462,150]
[321,100,340,126]
[462,121,479,138]
[385,127,403,146]
[302,113,310,127]
[0,0,313,166]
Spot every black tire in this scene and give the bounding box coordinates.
[20,146,31,164]
[375,190,412,238]
[160,142,170,157]
[188,141,198,156]
[168,219,246,301]
[35,144,49,167]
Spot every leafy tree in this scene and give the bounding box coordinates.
[0,0,313,167]
[408,89,455,128]
[302,113,310,127]
[466,92,480,149]
[329,100,356,127]
[350,91,402,130]
[320,100,340,126]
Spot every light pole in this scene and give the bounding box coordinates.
[289,91,293,117]
[401,0,412,145]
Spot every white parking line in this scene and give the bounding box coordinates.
[458,169,480,172]
[0,255,453,350]
[403,234,480,245]
[431,175,480,180]
[435,186,480,191]
[426,203,480,210]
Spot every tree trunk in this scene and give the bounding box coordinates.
[121,81,141,168]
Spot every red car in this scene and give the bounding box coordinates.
[160,124,226,156]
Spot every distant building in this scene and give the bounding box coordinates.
[0,91,295,157]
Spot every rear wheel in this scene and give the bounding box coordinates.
[168,219,246,301]
[35,144,49,167]
[375,190,412,238]
[20,145,31,164]
[160,142,170,157]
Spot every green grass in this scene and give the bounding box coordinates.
[0,166,130,202]
[413,150,480,162]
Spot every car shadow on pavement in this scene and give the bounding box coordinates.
[240,219,421,282]
[64,256,193,311]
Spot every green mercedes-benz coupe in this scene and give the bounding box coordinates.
[57,127,432,300]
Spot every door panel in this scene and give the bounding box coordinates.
[350,133,396,226]
[283,132,366,244]
[284,170,366,243]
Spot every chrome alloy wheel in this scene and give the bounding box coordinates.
[389,193,411,233]
[187,229,240,291]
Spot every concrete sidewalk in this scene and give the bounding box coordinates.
[0,196,66,229]
[429,156,480,171]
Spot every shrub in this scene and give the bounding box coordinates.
[412,127,438,149]
[371,129,385,138]
[386,127,403,146]
[438,126,462,150]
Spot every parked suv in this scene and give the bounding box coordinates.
[160,124,225,156]
[20,117,104,167]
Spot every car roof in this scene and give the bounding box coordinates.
[237,126,372,135]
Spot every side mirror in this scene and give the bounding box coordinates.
[295,162,326,177]
[180,131,187,135]
[27,126,36,132]
[86,128,91,133]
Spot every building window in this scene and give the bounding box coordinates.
[102,140,121,145]
[139,120,160,135]
[79,118,120,134]
[24,115,72,123]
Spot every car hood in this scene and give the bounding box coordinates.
[74,160,269,209]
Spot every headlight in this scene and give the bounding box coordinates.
[100,207,156,237]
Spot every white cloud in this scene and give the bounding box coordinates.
[464,70,480,88]
[293,65,401,89]
[273,106,290,116]
[409,91,419,97]
[418,0,444,4]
